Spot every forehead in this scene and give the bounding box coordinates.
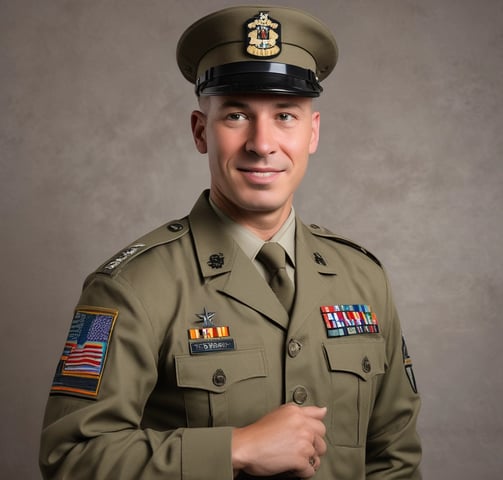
[204,94,314,110]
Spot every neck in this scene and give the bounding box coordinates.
[210,192,292,241]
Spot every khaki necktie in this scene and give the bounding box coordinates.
[257,242,295,313]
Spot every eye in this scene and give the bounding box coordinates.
[277,112,295,122]
[226,112,247,121]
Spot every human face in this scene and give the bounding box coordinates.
[191,94,320,223]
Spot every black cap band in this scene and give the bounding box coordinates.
[196,61,322,97]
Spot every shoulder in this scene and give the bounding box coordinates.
[95,218,191,277]
[306,223,382,268]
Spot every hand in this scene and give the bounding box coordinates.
[232,403,327,478]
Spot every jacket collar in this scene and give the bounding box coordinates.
[189,191,236,278]
[188,191,338,330]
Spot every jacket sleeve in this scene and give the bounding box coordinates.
[39,273,235,480]
[365,272,422,479]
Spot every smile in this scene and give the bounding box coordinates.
[248,171,278,177]
[238,168,284,184]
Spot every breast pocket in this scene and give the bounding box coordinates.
[175,347,269,428]
[323,337,386,447]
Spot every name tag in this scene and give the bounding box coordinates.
[189,339,236,354]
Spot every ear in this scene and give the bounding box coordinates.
[191,110,207,154]
[309,111,321,154]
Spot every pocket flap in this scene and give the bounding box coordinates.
[175,348,267,392]
[323,340,386,380]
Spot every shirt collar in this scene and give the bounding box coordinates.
[209,197,296,267]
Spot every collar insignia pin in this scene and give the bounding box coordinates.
[207,253,224,269]
[314,252,327,266]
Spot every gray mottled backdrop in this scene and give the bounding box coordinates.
[1,0,502,478]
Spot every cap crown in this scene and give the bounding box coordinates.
[176,5,338,96]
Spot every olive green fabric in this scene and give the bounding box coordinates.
[176,5,338,84]
[40,191,421,479]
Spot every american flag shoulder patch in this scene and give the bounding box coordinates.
[50,306,118,399]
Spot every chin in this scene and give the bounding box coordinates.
[237,195,287,213]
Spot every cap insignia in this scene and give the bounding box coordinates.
[245,11,281,58]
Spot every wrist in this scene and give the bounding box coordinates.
[231,427,249,474]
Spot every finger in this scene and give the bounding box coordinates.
[300,405,327,420]
[293,455,319,479]
[302,414,326,439]
[313,434,327,457]
[310,455,321,472]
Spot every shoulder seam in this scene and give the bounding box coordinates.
[308,223,382,268]
[96,218,189,276]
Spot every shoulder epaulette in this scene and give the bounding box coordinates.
[308,223,382,268]
[96,217,189,276]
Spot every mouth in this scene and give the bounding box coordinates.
[237,167,284,184]
[245,171,278,177]
[238,167,284,175]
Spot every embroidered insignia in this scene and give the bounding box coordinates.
[102,244,145,272]
[402,336,418,393]
[313,252,327,266]
[320,304,380,338]
[51,307,118,398]
[188,308,234,354]
[207,253,225,269]
[245,11,281,58]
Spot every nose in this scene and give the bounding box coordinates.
[245,116,277,157]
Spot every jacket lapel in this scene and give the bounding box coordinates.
[189,192,289,330]
[289,220,338,335]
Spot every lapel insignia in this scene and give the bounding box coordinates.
[188,308,235,354]
[313,252,327,266]
[207,252,225,269]
[320,304,380,338]
[245,11,281,58]
[402,336,418,393]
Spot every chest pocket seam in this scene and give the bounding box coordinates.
[175,347,267,393]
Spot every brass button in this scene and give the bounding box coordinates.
[212,369,226,387]
[292,386,308,405]
[362,356,371,373]
[288,339,302,358]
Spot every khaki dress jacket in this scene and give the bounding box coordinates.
[40,190,421,480]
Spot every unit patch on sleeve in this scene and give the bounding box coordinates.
[50,307,118,399]
[402,336,418,393]
[320,304,379,338]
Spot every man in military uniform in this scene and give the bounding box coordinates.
[40,5,421,479]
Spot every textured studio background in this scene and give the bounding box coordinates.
[1,0,502,478]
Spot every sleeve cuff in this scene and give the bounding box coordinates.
[181,427,234,480]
